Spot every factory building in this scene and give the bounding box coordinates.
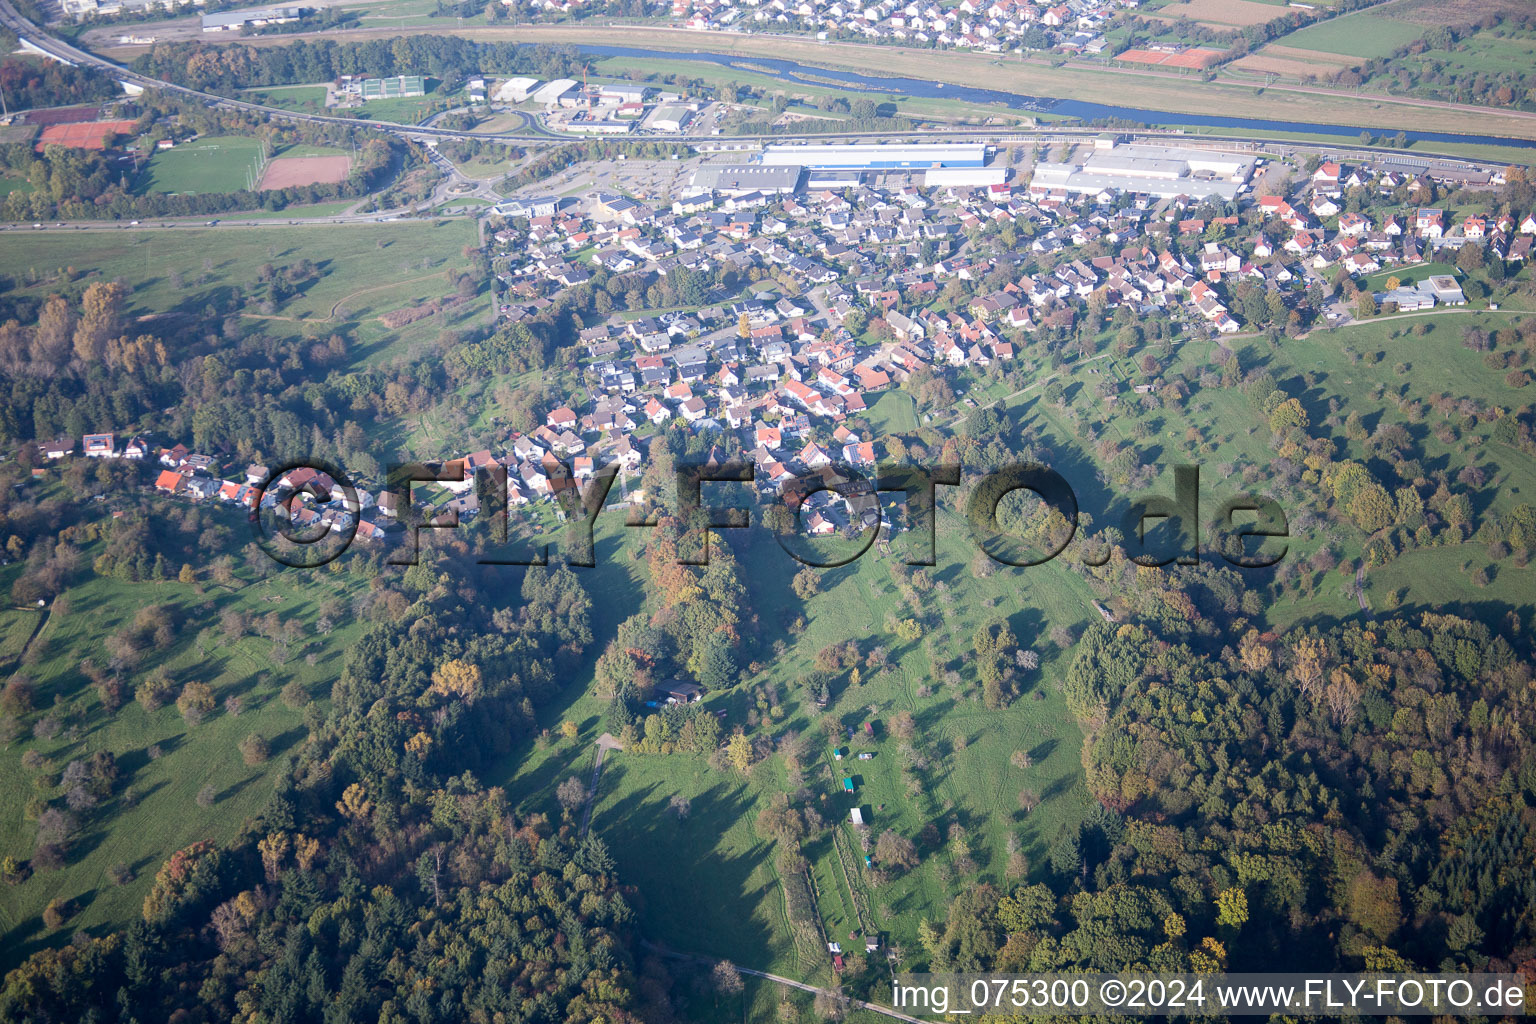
[689,164,805,195]
[923,166,1008,188]
[596,84,648,106]
[496,77,541,103]
[563,116,634,135]
[761,142,987,170]
[650,104,694,133]
[532,79,579,106]
[1030,139,1256,200]
[201,4,305,30]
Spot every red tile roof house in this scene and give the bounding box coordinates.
[154,469,185,495]
[442,451,495,494]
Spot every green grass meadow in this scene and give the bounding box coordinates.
[0,221,481,330]
[135,136,267,195]
[1280,14,1426,58]
[0,554,373,967]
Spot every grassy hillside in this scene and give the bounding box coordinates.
[0,542,372,968]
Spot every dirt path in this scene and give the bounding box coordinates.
[8,604,52,669]
[579,733,623,838]
[642,943,928,1024]
[330,271,449,319]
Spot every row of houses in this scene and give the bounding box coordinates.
[673,0,1131,54]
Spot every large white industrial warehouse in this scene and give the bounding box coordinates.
[689,164,805,195]
[1029,138,1256,200]
[760,142,988,170]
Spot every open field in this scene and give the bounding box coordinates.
[1387,0,1532,27]
[1154,0,1283,27]
[1358,260,1460,291]
[1278,14,1427,58]
[258,154,352,190]
[0,608,40,667]
[236,199,365,219]
[0,221,478,324]
[1255,44,1359,67]
[865,390,917,436]
[590,54,1036,126]
[134,135,265,195]
[0,556,373,967]
[1115,46,1226,69]
[1230,53,1353,79]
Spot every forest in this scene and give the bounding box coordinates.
[0,57,120,113]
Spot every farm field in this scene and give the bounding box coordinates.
[1277,14,1427,59]
[1152,0,1283,28]
[134,135,266,195]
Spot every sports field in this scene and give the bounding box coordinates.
[135,135,266,195]
[1115,46,1226,69]
[258,154,351,190]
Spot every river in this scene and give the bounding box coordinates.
[577,44,1536,151]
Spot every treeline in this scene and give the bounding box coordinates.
[129,37,586,94]
[1342,14,1536,109]
[730,113,916,137]
[0,57,119,113]
[911,610,1535,978]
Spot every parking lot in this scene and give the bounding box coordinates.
[506,154,709,205]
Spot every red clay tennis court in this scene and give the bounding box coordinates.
[1115,47,1225,69]
[34,120,138,151]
